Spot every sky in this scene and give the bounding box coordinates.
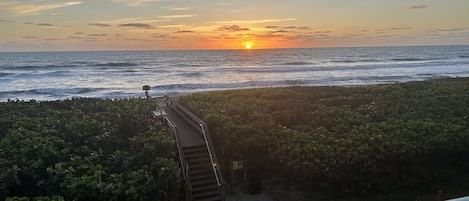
[0,0,469,52]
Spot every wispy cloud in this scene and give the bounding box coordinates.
[111,0,161,7]
[424,27,469,38]
[157,24,185,28]
[153,34,177,39]
[434,28,466,32]
[271,30,290,33]
[265,25,311,30]
[97,17,169,26]
[283,26,311,30]
[408,5,428,9]
[24,22,55,27]
[38,23,54,26]
[315,30,332,34]
[390,27,412,30]
[242,33,285,40]
[213,18,296,24]
[88,23,112,27]
[159,15,196,19]
[174,30,195,33]
[135,19,170,23]
[68,36,83,39]
[44,38,64,41]
[1,1,83,16]
[162,6,190,11]
[216,25,250,32]
[87,33,108,37]
[118,23,154,29]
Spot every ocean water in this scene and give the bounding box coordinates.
[1,46,469,101]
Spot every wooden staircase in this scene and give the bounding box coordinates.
[184,145,223,201]
[155,96,225,201]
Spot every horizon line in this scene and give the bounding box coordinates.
[1,44,469,53]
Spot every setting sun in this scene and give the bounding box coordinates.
[243,41,254,49]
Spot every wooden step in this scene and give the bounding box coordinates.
[184,154,210,161]
[183,147,208,155]
[192,189,222,199]
[183,145,206,152]
[192,184,220,193]
[188,162,212,170]
[186,157,211,164]
[185,152,209,161]
[195,196,222,201]
[190,173,216,183]
[189,169,213,178]
[191,179,215,188]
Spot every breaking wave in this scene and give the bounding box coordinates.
[94,62,139,67]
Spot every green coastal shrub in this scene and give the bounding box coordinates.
[0,98,181,201]
[179,78,469,196]
[5,195,65,201]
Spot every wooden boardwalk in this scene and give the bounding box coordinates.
[155,96,205,147]
[164,106,205,147]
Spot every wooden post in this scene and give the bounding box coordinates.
[142,85,150,99]
[436,190,443,201]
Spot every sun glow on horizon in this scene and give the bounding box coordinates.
[243,41,254,49]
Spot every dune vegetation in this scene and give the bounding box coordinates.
[0,98,181,201]
[179,77,469,199]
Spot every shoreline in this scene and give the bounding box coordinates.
[1,76,466,102]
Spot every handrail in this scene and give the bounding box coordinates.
[164,116,187,180]
[164,95,225,187]
[200,123,221,186]
[163,112,192,201]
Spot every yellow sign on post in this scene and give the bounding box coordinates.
[232,160,246,171]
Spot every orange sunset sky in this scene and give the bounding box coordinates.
[1,0,469,52]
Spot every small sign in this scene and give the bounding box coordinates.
[232,160,246,170]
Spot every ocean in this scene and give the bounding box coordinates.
[1,45,469,101]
